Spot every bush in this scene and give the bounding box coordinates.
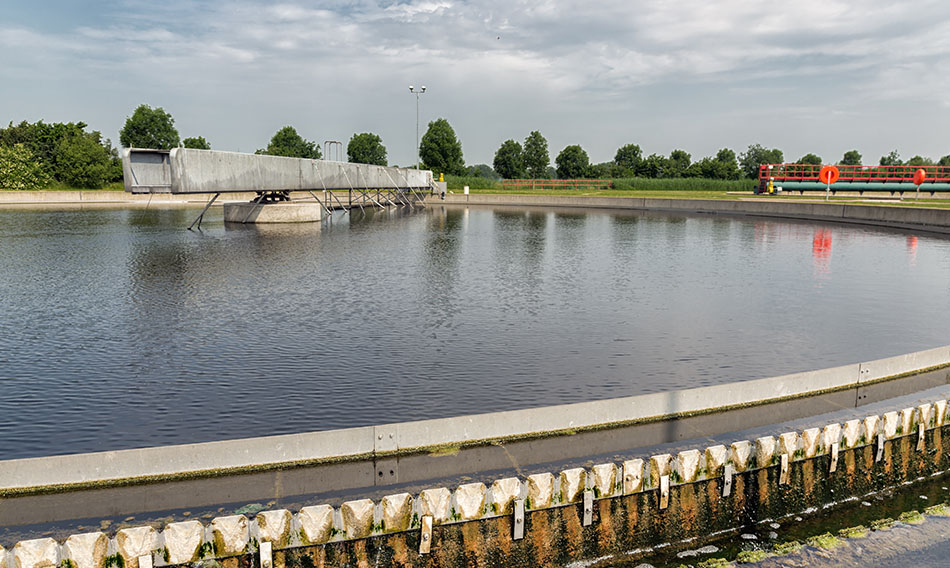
[0,144,52,189]
[445,175,500,190]
[609,177,755,191]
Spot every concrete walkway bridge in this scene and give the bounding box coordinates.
[121,148,439,228]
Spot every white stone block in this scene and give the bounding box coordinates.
[419,488,452,524]
[526,473,555,509]
[211,515,249,556]
[591,464,617,497]
[559,468,586,504]
[649,454,672,487]
[297,505,334,545]
[729,441,752,472]
[801,429,820,458]
[863,415,880,445]
[255,510,292,547]
[842,419,861,448]
[900,407,915,435]
[380,493,412,532]
[674,450,701,483]
[116,527,157,568]
[489,478,521,515]
[13,538,58,568]
[883,411,900,438]
[935,399,947,426]
[63,533,107,568]
[821,424,841,453]
[917,403,933,428]
[454,483,487,520]
[755,436,776,468]
[162,521,203,565]
[704,446,727,478]
[778,432,799,458]
[341,499,374,539]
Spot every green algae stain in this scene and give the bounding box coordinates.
[838,525,869,539]
[736,549,770,563]
[806,533,843,549]
[898,510,925,525]
[924,503,950,517]
[870,517,897,531]
[772,541,802,555]
[697,558,733,568]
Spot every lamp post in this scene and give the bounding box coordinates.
[409,85,426,169]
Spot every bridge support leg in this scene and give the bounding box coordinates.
[188,193,221,231]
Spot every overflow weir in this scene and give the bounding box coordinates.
[3,348,950,566]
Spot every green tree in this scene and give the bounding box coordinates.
[638,153,670,178]
[119,104,180,149]
[347,132,387,165]
[905,155,934,167]
[0,144,52,189]
[420,118,464,176]
[796,153,822,165]
[466,164,499,179]
[555,145,589,179]
[614,143,642,174]
[523,131,550,178]
[938,155,950,167]
[879,150,902,166]
[256,126,321,159]
[493,139,525,179]
[739,144,784,179]
[55,131,114,188]
[668,149,691,177]
[182,136,211,150]
[841,150,862,165]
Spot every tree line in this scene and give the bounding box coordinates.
[4,103,950,190]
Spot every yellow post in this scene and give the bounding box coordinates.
[439,173,444,182]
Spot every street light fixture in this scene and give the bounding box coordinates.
[409,85,426,169]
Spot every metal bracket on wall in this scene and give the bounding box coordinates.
[139,556,153,568]
[723,464,734,497]
[259,542,272,568]
[582,490,594,526]
[374,425,399,485]
[780,454,790,485]
[829,443,839,473]
[876,433,885,462]
[918,422,926,451]
[419,515,433,554]
[513,499,525,540]
[659,475,670,510]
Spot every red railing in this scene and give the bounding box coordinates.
[758,164,950,184]
[501,179,612,191]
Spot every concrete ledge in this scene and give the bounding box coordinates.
[223,202,322,223]
[1,346,948,495]
[436,194,950,234]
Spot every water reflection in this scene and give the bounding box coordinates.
[0,205,949,458]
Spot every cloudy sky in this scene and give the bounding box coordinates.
[2,0,950,167]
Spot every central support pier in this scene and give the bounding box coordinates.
[223,201,323,223]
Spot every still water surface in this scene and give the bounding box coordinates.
[1,204,949,459]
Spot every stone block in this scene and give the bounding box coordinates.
[526,473,555,509]
[255,510,292,547]
[729,441,752,472]
[649,454,672,487]
[419,488,452,524]
[755,437,776,468]
[778,432,799,458]
[454,483,487,520]
[340,499,374,539]
[63,533,107,568]
[821,423,841,453]
[559,468,586,504]
[900,407,915,435]
[297,505,334,545]
[380,493,412,532]
[489,478,521,515]
[116,527,158,568]
[883,411,900,438]
[674,450,701,483]
[935,399,947,426]
[591,464,617,497]
[13,538,58,568]
[917,403,933,428]
[211,515,249,556]
[162,521,203,565]
[862,415,880,445]
[801,429,820,458]
[704,445,727,478]
[622,460,644,494]
[842,419,861,448]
